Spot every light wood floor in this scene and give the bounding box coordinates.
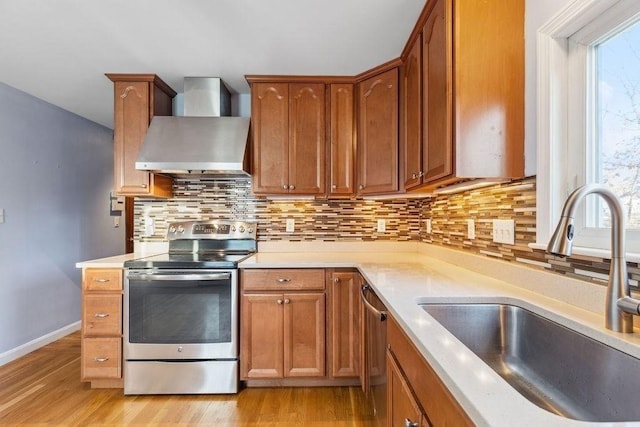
[0,332,372,426]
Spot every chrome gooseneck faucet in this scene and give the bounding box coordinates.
[547,184,640,333]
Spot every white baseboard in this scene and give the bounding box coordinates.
[0,321,81,367]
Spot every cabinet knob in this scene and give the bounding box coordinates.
[282,184,288,190]
[359,184,365,190]
[93,357,109,363]
[404,419,419,427]
[284,298,290,304]
[277,299,284,305]
[140,184,148,188]
[94,313,110,318]
[412,173,417,179]
[331,184,337,190]
[289,184,295,190]
[334,277,340,283]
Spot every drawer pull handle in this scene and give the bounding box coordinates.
[140,184,148,188]
[94,313,110,318]
[93,278,110,283]
[276,278,291,283]
[93,357,109,363]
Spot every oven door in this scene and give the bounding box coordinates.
[124,269,237,360]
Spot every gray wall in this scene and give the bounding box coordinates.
[0,82,124,355]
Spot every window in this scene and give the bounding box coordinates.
[537,0,640,257]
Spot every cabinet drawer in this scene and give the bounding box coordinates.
[242,269,325,291]
[83,269,123,291]
[83,294,122,336]
[82,337,122,380]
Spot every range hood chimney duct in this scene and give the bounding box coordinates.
[136,77,251,176]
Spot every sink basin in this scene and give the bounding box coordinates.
[420,303,640,422]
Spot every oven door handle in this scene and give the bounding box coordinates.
[130,273,231,282]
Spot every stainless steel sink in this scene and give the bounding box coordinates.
[419,303,640,422]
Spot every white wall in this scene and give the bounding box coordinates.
[0,82,124,361]
[524,0,573,175]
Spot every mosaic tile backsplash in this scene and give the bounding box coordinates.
[134,176,639,288]
[135,178,423,243]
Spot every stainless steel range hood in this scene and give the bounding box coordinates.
[136,77,250,176]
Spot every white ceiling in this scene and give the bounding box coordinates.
[0,0,426,128]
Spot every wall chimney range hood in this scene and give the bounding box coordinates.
[136,77,251,176]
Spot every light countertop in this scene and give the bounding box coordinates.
[78,242,640,425]
[75,251,164,269]
[241,245,640,426]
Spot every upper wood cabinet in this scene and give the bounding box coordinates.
[357,67,399,195]
[401,0,525,191]
[402,33,424,191]
[250,81,326,196]
[106,74,176,198]
[328,84,355,197]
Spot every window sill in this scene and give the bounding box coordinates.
[529,243,640,264]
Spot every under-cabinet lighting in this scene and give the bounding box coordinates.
[433,179,510,195]
[266,196,316,201]
[362,193,433,201]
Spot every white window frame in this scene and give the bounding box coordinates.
[536,0,640,261]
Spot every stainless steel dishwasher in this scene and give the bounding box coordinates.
[361,284,387,427]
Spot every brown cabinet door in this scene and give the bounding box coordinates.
[83,294,122,336]
[329,84,355,197]
[83,268,123,291]
[357,68,399,195]
[330,271,360,378]
[283,292,325,377]
[422,0,453,183]
[288,83,326,195]
[108,74,174,200]
[387,350,428,427]
[240,293,284,378]
[113,81,152,194]
[251,83,290,194]
[403,34,424,191]
[81,337,122,380]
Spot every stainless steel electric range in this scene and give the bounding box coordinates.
[123,220,256,395]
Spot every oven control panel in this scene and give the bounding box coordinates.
[167,220,257,240]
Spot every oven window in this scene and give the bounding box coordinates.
[129,280,232,344]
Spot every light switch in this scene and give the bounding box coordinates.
[0,208,4,224]
[143,217,155,236]
[377,219,386,233]
[425,219,432,234]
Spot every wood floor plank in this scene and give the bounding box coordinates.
[0,332,373,426]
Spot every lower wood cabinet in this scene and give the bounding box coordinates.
[81,268,123,387]
[329,269,361,378]
[388,349,429,427]
[240,269,326,379]
[387,315,473,426]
